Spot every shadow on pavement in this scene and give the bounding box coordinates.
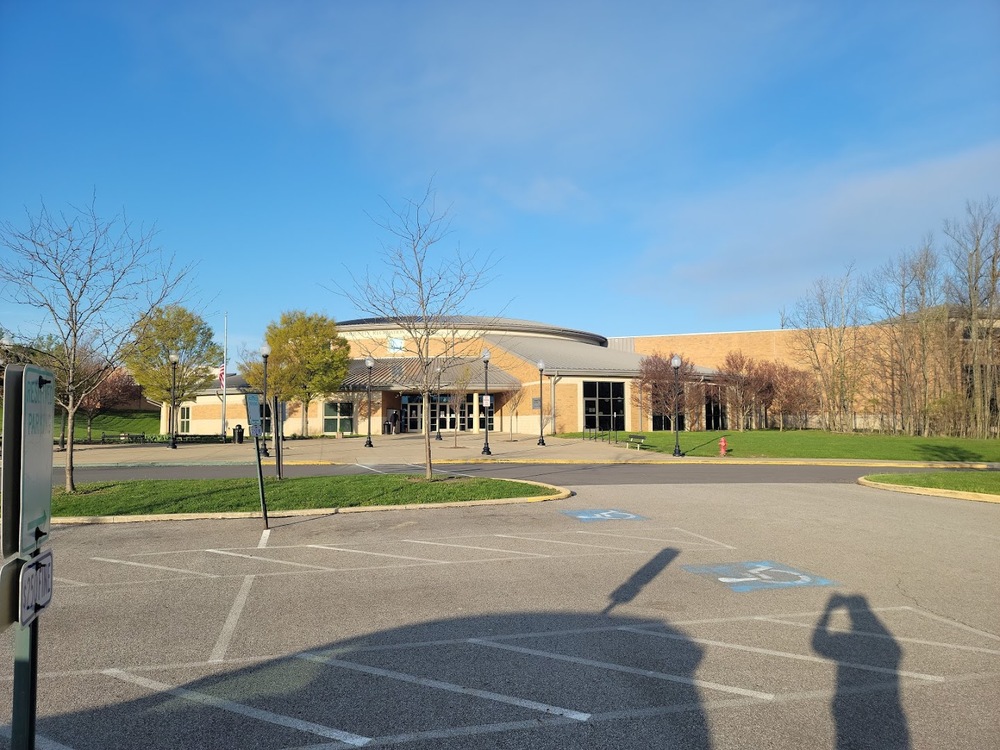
[812,593,911,750]
[17,549,713,749]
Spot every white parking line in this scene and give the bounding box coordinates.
[310,544,452,564]
[672,527,736,549]
[53,576,90,587]
[757,616,1000,655]
[905,606,1000,642]
[210,575,255,663]
[0,724,77,750]
[494,534,645,552]
[206,548,347,572]
[469,638,775,701]
[402,539,549,557]
[355,463,389,474]
[297,653,591,721]
[574,530,719,547]
[102,669,372,746]
[91,557,219,578]
[622,627,945,682]
[258,529,271,548]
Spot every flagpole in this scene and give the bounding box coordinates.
[221,312,228,441]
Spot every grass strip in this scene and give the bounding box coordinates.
[53,475,555,517]
[865,471,1000,496]
[568,430,1000,462]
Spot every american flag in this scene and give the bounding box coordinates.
[218,365,225,388]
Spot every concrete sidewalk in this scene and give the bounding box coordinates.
[50,431,967,468]
[54,432,642,467]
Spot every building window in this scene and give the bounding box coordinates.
[179,406,191,433]
[324,402,354,434]
[465,393,493,430]
[583,381,624,430]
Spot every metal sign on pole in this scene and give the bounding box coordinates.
[2,364,56,750]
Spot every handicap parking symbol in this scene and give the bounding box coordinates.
[562,509,648,522]
[682,561,835,592]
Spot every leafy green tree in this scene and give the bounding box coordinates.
[240,311,350,436]
[125,305,223,425]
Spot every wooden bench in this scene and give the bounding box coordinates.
[626,434,647,450]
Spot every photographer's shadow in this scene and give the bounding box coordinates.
[812,594,911,749]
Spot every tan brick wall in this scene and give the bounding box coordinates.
[630,329,805,369]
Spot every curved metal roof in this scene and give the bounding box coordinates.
[337,316,608,347]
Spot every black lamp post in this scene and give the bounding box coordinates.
[364,356,374,448]
[260,344,271,456]
[671,354,684,457]
[168,352,178,449]
[481,349,491,456]
[537,359,546,446]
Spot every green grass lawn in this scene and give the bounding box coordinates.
[866,471,1000,495]
[69,410,161,440]
[567,429,1000,462]
[0,407,161,441]
[53,475,555,516]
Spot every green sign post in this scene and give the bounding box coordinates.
[2,364,56,750]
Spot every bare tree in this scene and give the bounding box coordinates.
[0,196,186,491]
[783,266,868,432]
[505,387,525,441]
[864,241,947,435]
[718,351,756,431]
[637,353,695,431]
[944,197,1000,439]
[338,182,495,479]
[770,362,818,429]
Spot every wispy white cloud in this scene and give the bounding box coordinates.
[622,141,1000,326]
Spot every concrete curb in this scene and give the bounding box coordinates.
[51,478,572,525]
[857,477,1000,504]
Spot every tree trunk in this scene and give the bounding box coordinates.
[64,407,76,493]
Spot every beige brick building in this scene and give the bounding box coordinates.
[166,317,804,439]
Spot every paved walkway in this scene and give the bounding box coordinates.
[51,431,979,468]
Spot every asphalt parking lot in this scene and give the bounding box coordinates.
[1,468,998,748]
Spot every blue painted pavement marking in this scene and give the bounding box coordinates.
[682,561,836,592]
[561,509,648,522]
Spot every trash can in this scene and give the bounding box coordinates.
[233,424,244,444]
[382,419,391,435]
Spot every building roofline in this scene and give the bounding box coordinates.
[338,316,608,347]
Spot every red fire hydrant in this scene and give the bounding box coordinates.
[719,437,728,457]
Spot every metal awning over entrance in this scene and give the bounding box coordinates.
[340,357,521,392]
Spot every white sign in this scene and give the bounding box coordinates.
[19,365,54,556]
[481,395,492,407]
[19,549,53,626]
[245,394,263,434]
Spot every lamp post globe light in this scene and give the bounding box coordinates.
[260,344,271,457]
[671,354,684,457]
[364,356,374,448]
[168,352,179,449]
[481,349,491,456]
[537,360,546,446]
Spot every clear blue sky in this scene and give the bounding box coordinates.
[2,1,998,358]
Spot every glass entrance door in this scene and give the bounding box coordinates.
[404,401,422,433]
